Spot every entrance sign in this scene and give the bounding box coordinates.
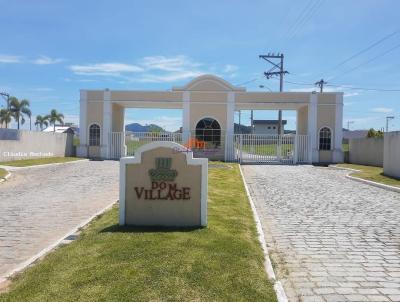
[119,141,208,227]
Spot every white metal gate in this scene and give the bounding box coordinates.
[231,134,309,164]
[109,132,125,159]
[109,131,309,164]
[125,132,182,156]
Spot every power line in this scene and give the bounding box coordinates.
[284,0,316,37]
[328,42,400,81]
[326,83,400,92]
[284,79,400,92]
[282,0,322,44]
[287,0,324,41]
[324,30,399,75]
[235,77,261,87]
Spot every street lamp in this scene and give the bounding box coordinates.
[347,121,354,131]
[0,92,10,110]
[386,116,395,132]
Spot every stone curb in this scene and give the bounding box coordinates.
[238,165,288,302]
[0,158,89,171]
[0,171,11,183]
[329,165,400,193]
[0,200,117,284]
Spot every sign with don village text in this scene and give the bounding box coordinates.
[119,141,208,227]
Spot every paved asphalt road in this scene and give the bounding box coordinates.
[242,165,400,302]
[0,160,119,281]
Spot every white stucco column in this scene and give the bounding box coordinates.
[333,93,344,163]
[308,92,318,163]
[224,92,235,161]
[182,91,191,144]
[101,89,112,159]
[77,90,88,157]
[294,109,299,164]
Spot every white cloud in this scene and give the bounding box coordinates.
[62,114,80,125]
[0,54,22,63]
[69,63,144,76]
[223,64,238,73]
[33,55,64,65]
[343,92,359,97]
[31,87,54,92]
[140,55,201,72]
[370,107,394,114]
[136,71,205,83]
[67,55,238,84]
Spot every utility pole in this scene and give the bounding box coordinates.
[250,110,254,134]
[238,110,241,133]
[315,79,327,93]
[0,92,10,110]
[386,116,395,132]
[347,120,354,131]
[259,53,289,135]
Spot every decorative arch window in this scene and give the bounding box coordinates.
[319,127,332,150]
[195,118,221,146]
[89,124,101,146]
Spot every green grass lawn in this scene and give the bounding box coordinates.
[0,168,7,178]
[336,163,400,187]
[0,157,82,167]
[0,164,276,302]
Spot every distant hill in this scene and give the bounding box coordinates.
[343,130,368,139]
[234,123,252,134]
[125,123,165,132]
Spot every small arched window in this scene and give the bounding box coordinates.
[319,127,332,150]
[89,124,101,146]
[195,118,221,146]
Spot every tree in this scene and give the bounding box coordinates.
[0,109,13,128]
[34,115,49,131]
[366,128,384,138]
[45,109,64,132]
[9,97,31,130]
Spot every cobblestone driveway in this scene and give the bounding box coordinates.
[242,165,400,302]
[0,160,118,280]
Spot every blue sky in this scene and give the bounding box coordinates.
[1,0,399,131]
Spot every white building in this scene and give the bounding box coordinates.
[253,120,287,135]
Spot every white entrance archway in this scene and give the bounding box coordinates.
[77,74,344,164]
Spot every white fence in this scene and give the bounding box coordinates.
[109,131,310,164]
[125,132,182,156]
[383,131,400,178]
[225,134,309,164]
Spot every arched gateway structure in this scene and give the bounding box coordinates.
[77,74,343,164]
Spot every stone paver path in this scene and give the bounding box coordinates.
[0,160,118,280]
[242,165,400,302]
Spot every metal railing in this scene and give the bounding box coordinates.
[109,131,310,164]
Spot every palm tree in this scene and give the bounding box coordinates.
[0,109,13,128]
[0,108,13,128]
[9,97,31,130]
[45,109,64,132]
[34,115,49,131]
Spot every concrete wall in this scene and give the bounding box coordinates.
[254,123,283,135]
[0,129,74,162]
[383,131,400,179]
[349,137,383,167]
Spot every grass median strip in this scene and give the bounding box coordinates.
[337,163,400,187]
[0,163,276,302]
[0,168,7,178]
[0,157,82,167]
